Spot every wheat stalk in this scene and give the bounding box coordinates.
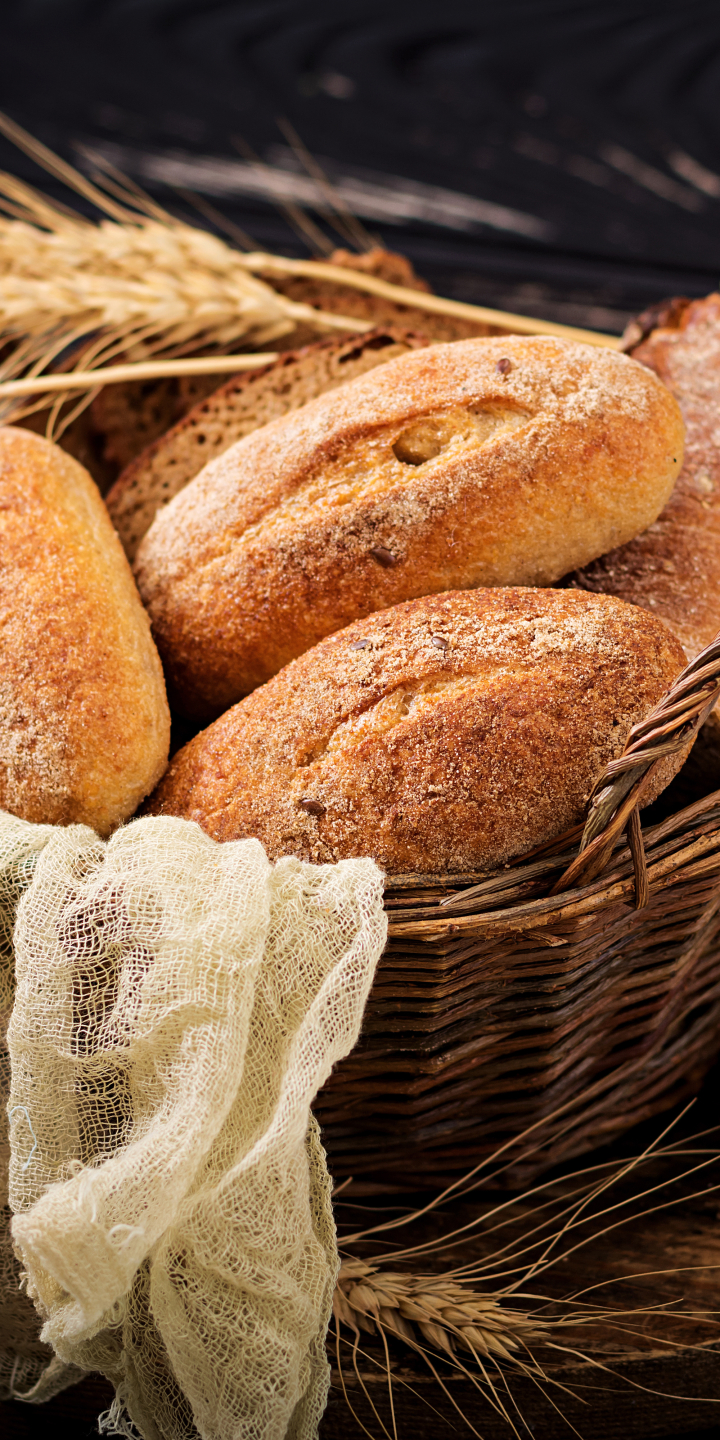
[335,1258,545,1360]
[331,1107,720,1437]
[0,134,368,428]
[239,253,622,350]
[0,353,282,398]
[0,196,367,405]
[0,109,621,431]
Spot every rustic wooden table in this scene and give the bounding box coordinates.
[5,1095,720,1440]
[2,0,719,326]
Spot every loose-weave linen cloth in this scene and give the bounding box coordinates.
[0,810,386,1439]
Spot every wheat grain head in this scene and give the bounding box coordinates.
[0,168,367,427]
[335,1258,546,1360]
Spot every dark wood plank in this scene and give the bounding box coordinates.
[2,0,720,320]
[4,1342,719,1438]
[320,1348,720,1439]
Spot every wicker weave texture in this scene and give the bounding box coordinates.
[316,793,720,1189]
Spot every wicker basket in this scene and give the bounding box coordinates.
[316,633,720,1191]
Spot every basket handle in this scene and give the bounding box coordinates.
[551,630,720,902]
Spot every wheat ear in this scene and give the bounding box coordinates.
[331,1104,720,1437]
[0,134,368,427]
[335,1258,545,1360]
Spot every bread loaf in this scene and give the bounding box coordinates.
[0,426,170,833]
[106,327,427,561]
[146,589,687,875]
[135,335,684,720]
[574,293,720,663]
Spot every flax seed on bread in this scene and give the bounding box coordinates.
[0,426,169,833]
[106,327,428,561]
[145,589,688,875]
[134,334,684,720]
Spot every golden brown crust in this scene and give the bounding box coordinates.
[145,589,687,875]
[135,334,684,719]
[574,293,720,663]
[0,426,170,833]
[106,327,428,562]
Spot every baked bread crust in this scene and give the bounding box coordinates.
[106,327,427,562]
[135,335,684,719]
[575,293,720,663]
[146,589,688,875]
[0,426,170,833]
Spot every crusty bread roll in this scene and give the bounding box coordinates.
[572,293,720,769]
[0,427,170,833]
[146,589,687,875]
[135,335,684,719]
[106,327,427,562]
[575,294,720,663]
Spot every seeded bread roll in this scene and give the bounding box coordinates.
[135,335,684,720]
[146,589,688,875]
[0,426,170,833]
[571,293,720,771]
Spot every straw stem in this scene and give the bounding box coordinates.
[239,254,623,349]
[0,353,281,398]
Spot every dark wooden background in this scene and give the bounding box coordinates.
[1,0,720,330]
[3,3,720,1436]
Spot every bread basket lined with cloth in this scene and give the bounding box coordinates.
[4,309,720,1201]
[4,233,720,1433]
[2,635,720,1440]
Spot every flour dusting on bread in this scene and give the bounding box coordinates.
[0,427,170,832]
[135,335,684,719]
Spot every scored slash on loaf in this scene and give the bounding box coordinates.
[134,335,684,720]
[105,327,428,562]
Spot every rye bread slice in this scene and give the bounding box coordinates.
[105,326,428,561]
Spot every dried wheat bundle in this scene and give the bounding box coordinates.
[0,110,619,429]
[0,114,368,428]
[0,192,366,426]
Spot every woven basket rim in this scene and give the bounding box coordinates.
[384,785,720,938]
[383,630,720,940]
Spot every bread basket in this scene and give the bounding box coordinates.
[0,130,714,1195]
[316,631,720,1190]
